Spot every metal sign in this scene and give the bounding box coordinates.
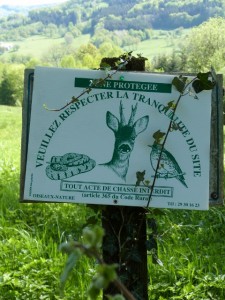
[20,67,224,210]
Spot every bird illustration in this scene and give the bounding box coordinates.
[149,143,188,188]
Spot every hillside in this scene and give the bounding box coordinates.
[1,0,225,69]
[0,0,225,41]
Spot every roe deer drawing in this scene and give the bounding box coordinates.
[102,101,149,181]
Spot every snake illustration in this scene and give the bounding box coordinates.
[46,153,96,180]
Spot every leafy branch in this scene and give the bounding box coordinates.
[60,226,137,300]
[43,52,133,112]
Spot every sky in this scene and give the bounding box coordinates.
[0,0,68,6]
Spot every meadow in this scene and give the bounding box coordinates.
[1,29,189,62]
[0,104,225,299]
[1,34,91,62]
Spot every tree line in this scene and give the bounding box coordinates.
[1,0,225,42]
[26,0,225,31]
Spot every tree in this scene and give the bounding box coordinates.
[44,23,58,38]
[181,17,225,72]
[152,54,170,72]
[60,55,76,68]
[0,67,24,106]
[25,58,42,69]
[75,43,101,68]
[64,32,74,45]
[99,42,122,57]
[42,44,71,66]
[151,17,225,74]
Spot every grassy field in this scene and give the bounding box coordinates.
[0,105,225,299]
[131,29,189,59]
[1,34,91,61]
[0,105,99,299]
[1,29,189,62]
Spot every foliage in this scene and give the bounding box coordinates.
[0,65,24,106]
[152,17,225,75]
[0,105,225,299]
[0,107,99,299]
[0,14,225,300]
[152,49,187,73]
[1,0,225,43]
[41,42,122,69]
[180,17,225,72]
[0,42,122,107]
[91,0,225,31]
[60,55,76,68]
[147,207,225,299]
[2,12,225,75]
[59,226,128,300]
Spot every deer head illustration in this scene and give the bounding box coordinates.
[102,101,149,181]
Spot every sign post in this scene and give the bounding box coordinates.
[101,56,148,300]
[21,63,223,299]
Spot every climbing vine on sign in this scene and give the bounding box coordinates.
[135,70,216,208]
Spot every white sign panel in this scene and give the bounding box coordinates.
[23,67,212,210]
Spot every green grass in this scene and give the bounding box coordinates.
[0,105,100,299]
[0,105,225,299]
[148,208,225,299]
[2,34,91,60]
[132,29,190,59]
[1,29,190,62]
[133,38,173,58]
[0,106,21,157]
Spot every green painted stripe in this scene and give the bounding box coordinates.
[75,78,172,93]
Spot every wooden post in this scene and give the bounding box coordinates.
[209,74,224,205]
[102,206,148,299]
[101,56,149,300]
[20,69,34,202]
